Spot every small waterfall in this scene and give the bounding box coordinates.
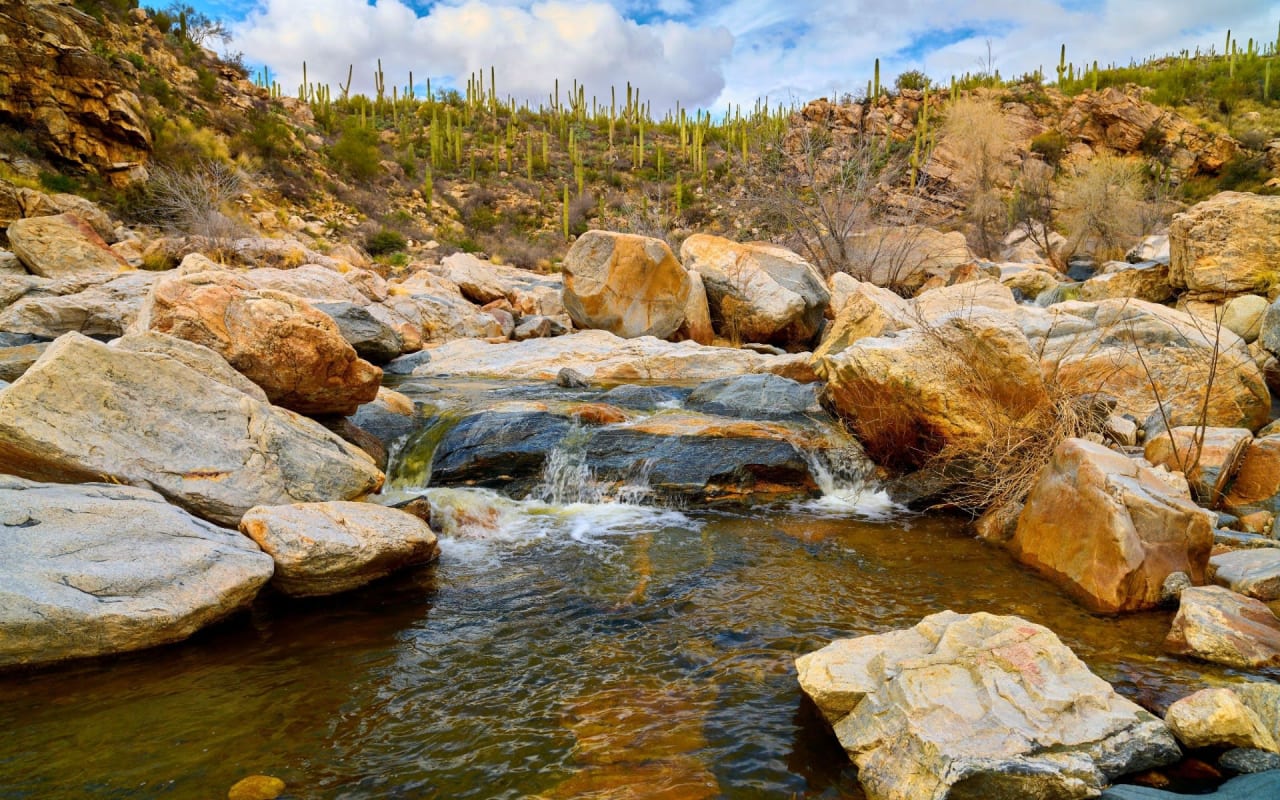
[801,445,900,518]
[534,446,604,505]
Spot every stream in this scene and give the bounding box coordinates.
[0,379,1261,799]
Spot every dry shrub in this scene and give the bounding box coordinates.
[1059,155,1148,261]
[144,159,249,258]
[938,96,1015,258]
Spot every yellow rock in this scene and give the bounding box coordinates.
[227,775,285,800]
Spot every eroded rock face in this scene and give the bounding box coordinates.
[819,309,1050,470]
[1142,427,1252,507]
[0,2,151,180]
[7,213,132,278]
[1223,435,1280,518]
[239,502,439,597]
[1165,586,1280,669]
[139,270,382,416]
[796,610,1180,800]
[0,477,273,669]
[0,332,383,526]
[1011,438,1214,613]
[562,230,690,339]
[680,234,829,345]
[1170,192,1280,297]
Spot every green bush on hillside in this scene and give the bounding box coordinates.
[331,120,382,181]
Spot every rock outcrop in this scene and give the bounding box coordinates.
[1170,192,1280,297]
[1011,438,1214,613]
[0,476,273,668]
[138,270,382,416]
[239,502,439,597]
[796,610,1179,800]
[0,332,383,526]
[679,234,829,345]
[562,230,690,339]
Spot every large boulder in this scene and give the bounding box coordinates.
[0,271,157,338]
[819,309,1051,470]
[0,332,383,526]
[1210,549,1280,602]
[0,477,274,668]
[432,253,565,317]
[843,225,975,293]
[562,230,689,339]
[1165,585,1280,669]
[1170,192,1280,297]
[1025,299,1270,432]
[813,276,910,360]
[1010,438,1215,613]
[796,610,1180,800]
[6,213,131,278]
[679,234,828,345]
[406,329,811,384]
[428,404,575,490]
[239,502,439,597]
[138,270,382,416]
[312,301,403,364]
[1079,262,1173,303]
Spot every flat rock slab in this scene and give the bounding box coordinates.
[1099,770,1280,799]
[239,502,439,597]
[1211,549,1280,601]
[7,213,131,278]
[684,373,821,420]
[1165,586,1280,669]
[796,610,1179,800]
[0,477,274,668]
[0,332,383,526]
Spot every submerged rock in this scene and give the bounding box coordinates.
[0,332,382,526]
[1100,770,1280,799]
[0,477,273,669]
[1011,438,1214,613]
[239,502,439,597]
[796,610,1180,800]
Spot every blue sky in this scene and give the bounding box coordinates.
[173,0,1280,111]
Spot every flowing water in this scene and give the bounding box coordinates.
[0,380,1270,799]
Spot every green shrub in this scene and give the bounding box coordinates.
[1029,130,1068,167]
[1219,153,1272,192]
[38,172,78,193]
[195,67,218,101]
[365,229,407,255]
[331,120,382,181]
[894,70,930,92]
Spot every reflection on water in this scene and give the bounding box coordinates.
[1,498,1259,800]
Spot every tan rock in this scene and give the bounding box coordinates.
[1165,585,1280,669]
[0,332,383,526]
[562,230,689,339]
[1026,299,1271,432]
[843,225,975,293]
[139,270,381,416]
[1211,549,1280,601]
[1143,426,1253,507]
[1165,688,1279,752]
[239,502,440,597]
[680,234,829,345]
[7,213,132,278]
[819,310,1051,470]
[0,477,273,669]
[0,271,156,338]
[1170,192,1280,296]
[1000,264,1062,300]
[676,269,714,345]
[1011,438,1215,613]
[1223,435,1280,518]
[813,276,909,360]
[796,610,1180,800]
[1079,262,1173,303]
[409,329,805,383]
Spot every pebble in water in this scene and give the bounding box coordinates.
[227,775,286,800]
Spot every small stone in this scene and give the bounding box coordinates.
[227,775,285,800]
[556,367,589,388]
[1161,572,1193,606]
[1220,747,1280,774]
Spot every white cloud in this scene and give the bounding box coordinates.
[229,0,1280,112]
[231,0,733,110]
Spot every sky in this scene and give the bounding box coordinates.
[180,0,1280,112]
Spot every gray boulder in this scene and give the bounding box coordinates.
[312,301,403,364]
[0,332,383,526]
[1100,771,1280,799]
[685,373,821,420]
[0,477,273,668]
